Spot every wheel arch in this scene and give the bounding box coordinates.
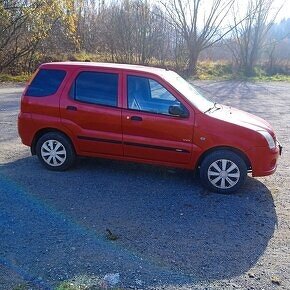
[31,128,76,155]
[196,146,252,171]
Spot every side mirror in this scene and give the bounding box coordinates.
[168,104,189,118]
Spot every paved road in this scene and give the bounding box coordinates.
[0,81,289,290]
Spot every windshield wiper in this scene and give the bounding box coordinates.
[204,102,221,114]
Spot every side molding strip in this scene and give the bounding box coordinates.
[78,136,190,153]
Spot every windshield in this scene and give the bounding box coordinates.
[162,71,213,112]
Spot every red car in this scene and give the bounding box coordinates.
[18,62,282,193]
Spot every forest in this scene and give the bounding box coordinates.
[1,0,290,79]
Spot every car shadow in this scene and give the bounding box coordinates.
[0,156,277,289]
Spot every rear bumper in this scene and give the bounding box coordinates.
[247,142,282,177]
[18,112,33,146]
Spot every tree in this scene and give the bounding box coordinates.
[0,0,78,73]
[99,0,171,64]
[161,0,238,76]
[229,0,282,76]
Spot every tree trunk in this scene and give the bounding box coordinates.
[186,48,198,77]
[245,63,255,77]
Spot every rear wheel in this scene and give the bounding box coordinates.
[36,132,75,171]
[199,150,247,194]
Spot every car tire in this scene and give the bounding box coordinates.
[199,150,247,194]
[36,132,76,171]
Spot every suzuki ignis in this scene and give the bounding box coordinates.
[18,62,282,193]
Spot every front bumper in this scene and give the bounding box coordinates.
[247,141,282,177]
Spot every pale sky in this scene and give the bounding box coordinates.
[155,0,290,23]
[274,0,290,21]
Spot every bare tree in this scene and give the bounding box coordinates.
[1,0,289,77]
[160,0,238,75]
[98,0,171,64]
[229,0,282,76]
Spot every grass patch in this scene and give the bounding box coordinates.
[12,283,32,290]
[55,274,122,290]
[0,73,31,83]
[1,58,290,82]
[56,281,123,290]
[196,62,290,82]
[196,61,233,80]
[56,280,97,290]
[56,281,83,290]
[251,74,290,82]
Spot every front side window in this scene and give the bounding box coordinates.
[72,71,118,107]
[127,75,186,116]
[26,69,66,97]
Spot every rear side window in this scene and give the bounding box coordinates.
[71,71,118,107]
[26,69,66,97]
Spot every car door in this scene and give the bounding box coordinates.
[60,68,123,156]
[122,73,194,165]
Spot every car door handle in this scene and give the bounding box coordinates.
[130,116,143,121]
[66,106,77,111]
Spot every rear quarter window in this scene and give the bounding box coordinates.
[25,69,66,97]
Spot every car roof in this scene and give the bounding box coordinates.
[41,61,170,75]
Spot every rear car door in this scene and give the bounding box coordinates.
[122,73,194,165]
[60,68,123,156]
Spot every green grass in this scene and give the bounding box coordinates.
[251,74,290,82]
[56,281,122,290]
[0,73,31,82]
[12,283,31,290]
[56,282,81,290]
[197,61,233,80]
[194,61,290,81]
[1,59,290,83]
[55,274,123,290]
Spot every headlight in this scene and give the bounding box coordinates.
[258,130,276,149]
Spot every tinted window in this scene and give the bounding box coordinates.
[149,79,176,101]
[128,75,185,115]
[26,69,66,97]
[72,72,118,107]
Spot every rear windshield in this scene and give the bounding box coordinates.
[25,69,66,97]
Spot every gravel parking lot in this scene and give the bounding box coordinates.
[0,81,289,290]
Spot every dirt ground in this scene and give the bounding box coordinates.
[0,80,289,290]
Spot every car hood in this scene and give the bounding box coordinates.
[206,104,274,134]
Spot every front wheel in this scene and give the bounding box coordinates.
[36,132,76,171]
[199,150,247,194]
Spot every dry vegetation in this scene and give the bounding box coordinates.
[0,0,290,79]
